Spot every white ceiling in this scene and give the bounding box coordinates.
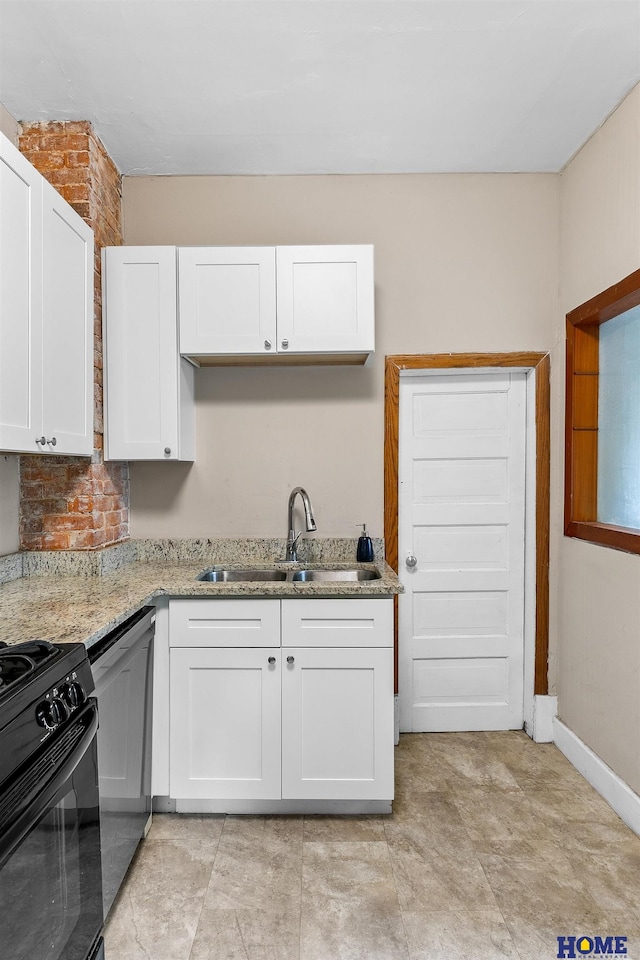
[0,0,639,176]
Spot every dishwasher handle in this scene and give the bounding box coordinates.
[88,606,154,666]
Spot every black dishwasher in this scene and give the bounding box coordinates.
[89,607,154,918]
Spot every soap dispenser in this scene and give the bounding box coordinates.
[356,524,374,562]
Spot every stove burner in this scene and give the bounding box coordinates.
[0,641,60,699]
[0,654,37,688]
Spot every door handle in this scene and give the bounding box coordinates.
[406,555,417,568]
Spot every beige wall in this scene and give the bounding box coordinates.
[0,103,20,557]
[123,173,559,541]
[556,85,640,793]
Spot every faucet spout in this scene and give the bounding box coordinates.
[285,487,317,561]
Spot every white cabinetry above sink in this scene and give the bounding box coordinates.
[101,241,373,458]
[178,245,374,364]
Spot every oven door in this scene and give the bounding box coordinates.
[0,698,104,960]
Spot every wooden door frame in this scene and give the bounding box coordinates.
[384,352,550,698]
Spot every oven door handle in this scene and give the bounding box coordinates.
[0,699,99,867]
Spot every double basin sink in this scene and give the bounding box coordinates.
[197,567,381,583]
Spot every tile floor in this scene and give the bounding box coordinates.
[104,732,640,960]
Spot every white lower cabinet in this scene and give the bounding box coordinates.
[170,647,281,800]
[167,597,394,811]
[281,645,393,801]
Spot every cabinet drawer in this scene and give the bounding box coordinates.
[169,599,280,648]
[282,598,393,648]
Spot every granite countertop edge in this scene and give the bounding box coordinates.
[0,547,403,650]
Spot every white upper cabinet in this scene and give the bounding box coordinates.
[178,246,276,357]
[41,180,94,455]
[0,131,43,453]
[276,246,374,357]
[102,246,195,461]
[0,132,93,456]
[178,244,374,364]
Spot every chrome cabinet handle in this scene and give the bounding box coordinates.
[264,339,272,350]
[281,339,289,350]
[268,656,276,664]
[35,436,46,446]
[406,555,417,568]
[47,437,57,446]
[164,447,171,456]
[286,655,295,664]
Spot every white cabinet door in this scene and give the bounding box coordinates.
[281,646,394,801]
[276,245,374,357]
[178,246,277,357]
[102,246,194,461]
[0,131,94,456]
[0,132,43,453]
[42,179,93,455]
[170,646,281,800]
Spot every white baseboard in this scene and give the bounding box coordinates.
[553,718,640,837]
[524,694,557,742]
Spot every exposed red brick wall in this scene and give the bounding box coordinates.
[18,121,129,550]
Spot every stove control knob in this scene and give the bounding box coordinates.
[60,681,85,710]
[36,697,67,729]
[36,701,57,729]
[51,697,68,725]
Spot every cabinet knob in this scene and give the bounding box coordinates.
[35,436,46,446]
[264,339,272,350]
[268,656,276,664]
[286,655,295,664]
[46,437,57,447]
[164,447,171,456]
[281,339,289,350]
[406,554,417,568]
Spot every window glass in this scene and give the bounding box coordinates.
[597,304,640,529]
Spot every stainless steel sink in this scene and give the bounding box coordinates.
[197,569,288,582]
[196,567,382,583]
[291,569,381,582]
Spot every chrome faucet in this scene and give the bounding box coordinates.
[285,487,317,561]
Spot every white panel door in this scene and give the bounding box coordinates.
[275,245,374,355]
[398,372,526,731]
[170,647,281,800]
[42,179,93,455]
[281,646,394,800]
[0,131,43,453]
[178,246,276,356]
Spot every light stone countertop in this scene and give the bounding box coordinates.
[0,539,402,651]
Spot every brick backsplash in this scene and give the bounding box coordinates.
[18,121,130,550]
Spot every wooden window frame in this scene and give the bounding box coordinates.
[565,267,640,555]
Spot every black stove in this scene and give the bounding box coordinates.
[0,637,103,960]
